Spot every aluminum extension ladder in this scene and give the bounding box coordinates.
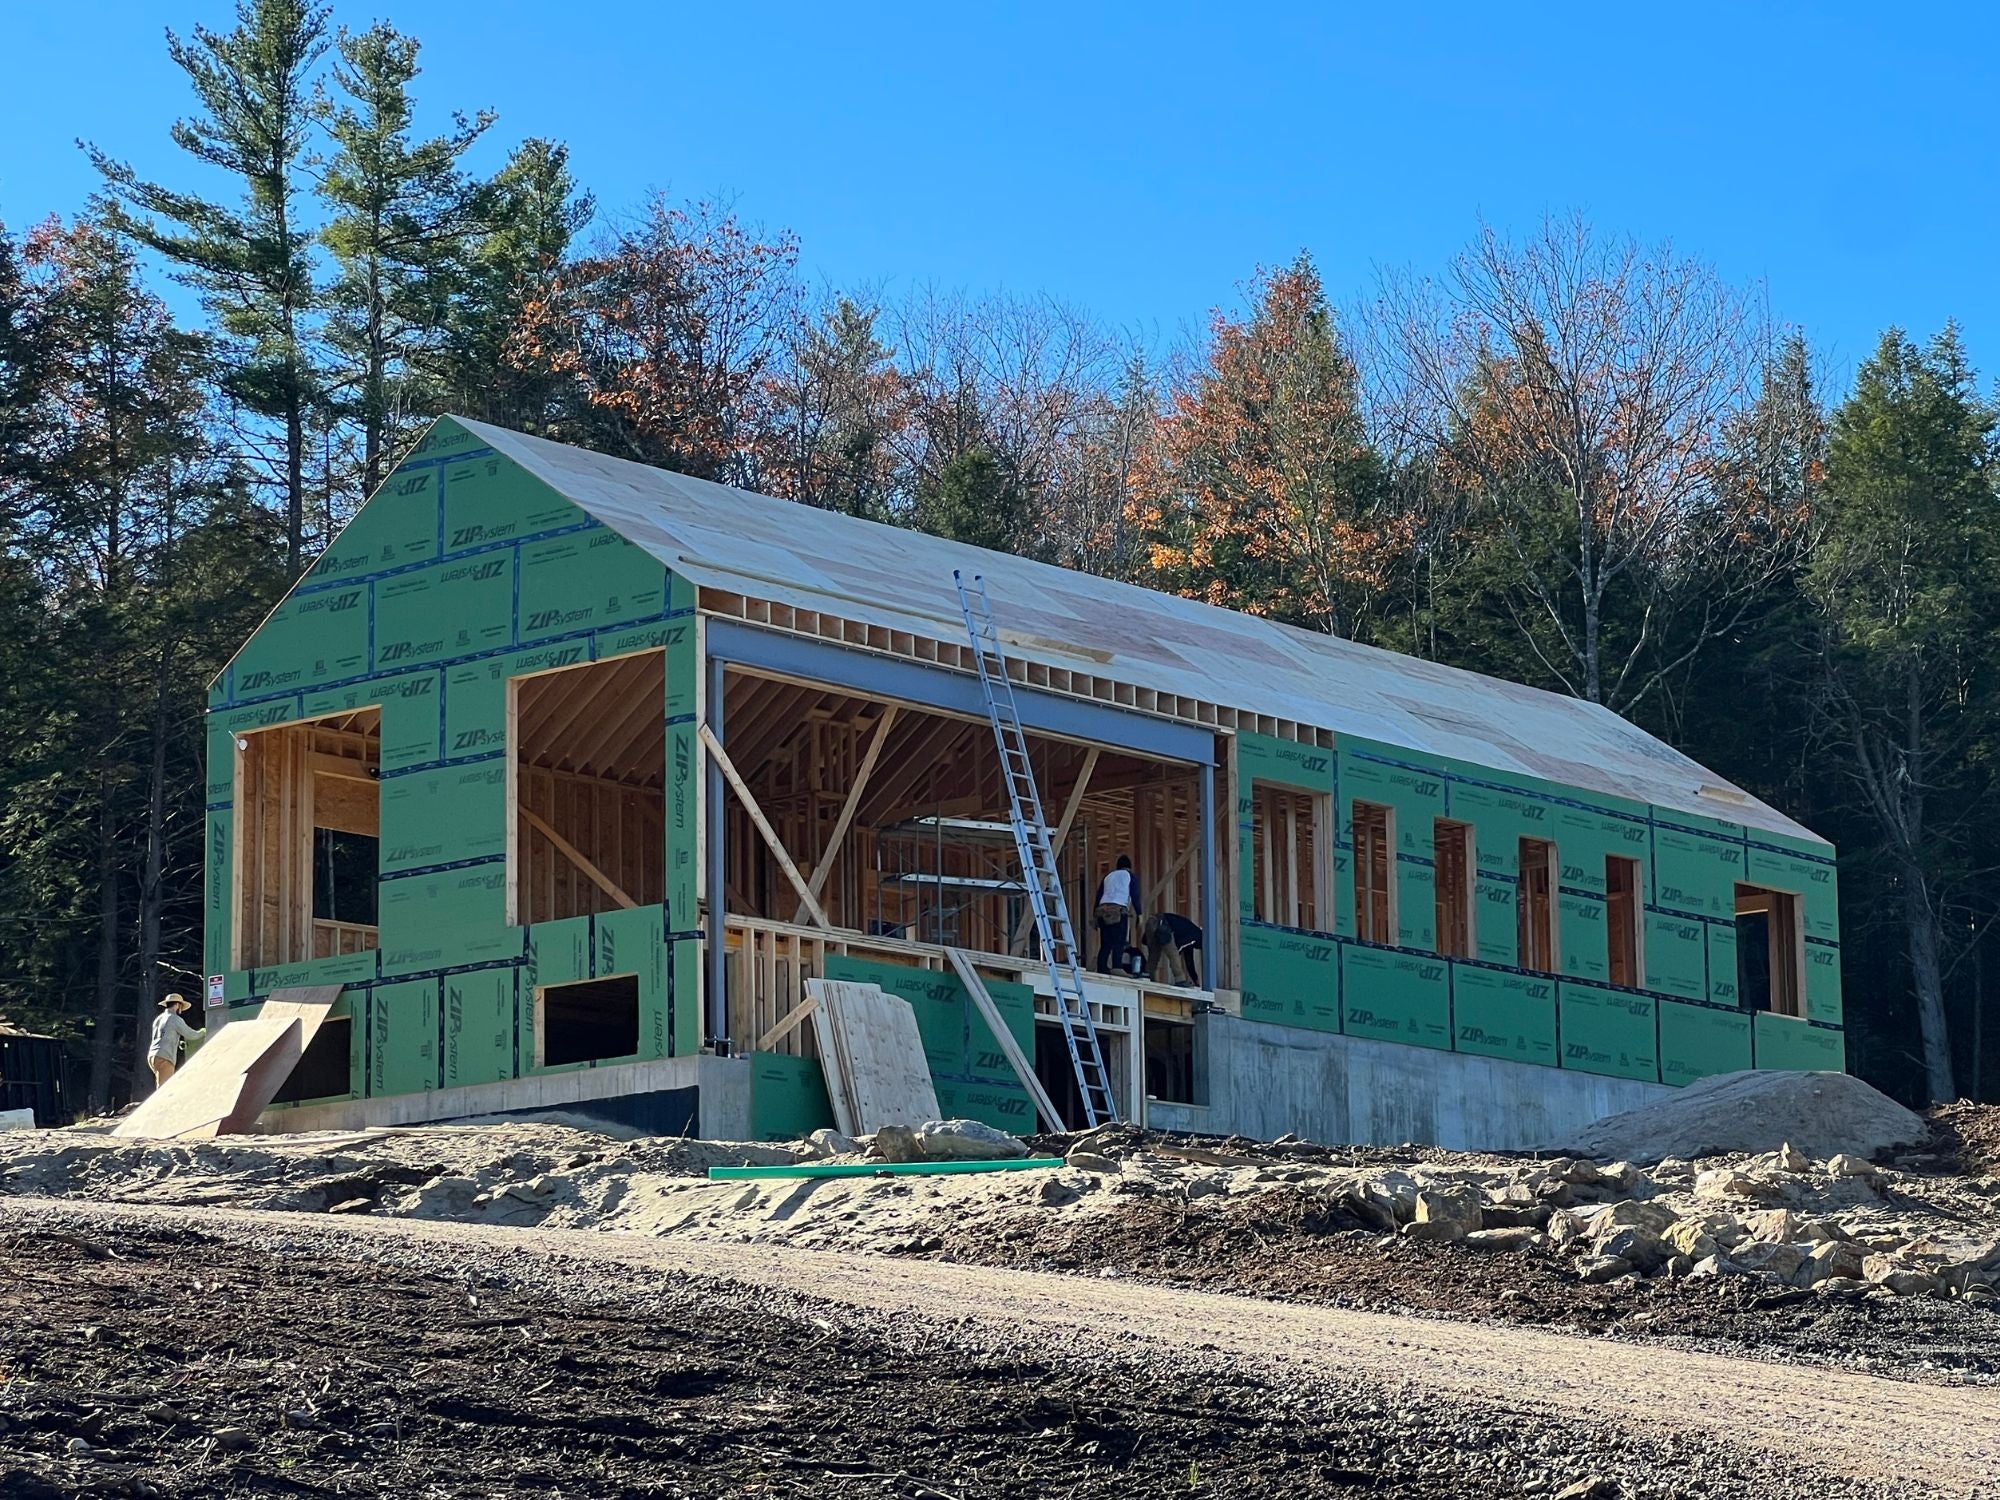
[953,570,1119,1127]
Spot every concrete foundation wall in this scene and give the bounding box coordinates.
[1147,1014,1671,1152]
[251,1053,753,1138]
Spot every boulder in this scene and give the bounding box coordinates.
[873,1124,923,1163]
[1463,1226,1542,1252]
[1575,1254,1631,1284]
[1545,1208,1590,1250]
[1795,1240,1865,1286]
[805,1128,861,1159]
[1410,1188,1484,1238]
[1596,1227,1668,1272]
[1552,1070,1925,1166]
[1827,1153,1883,1180]
[1596,1199,1677,1234]
[916,1119,1029,1161]
[1694,1168,1783,1202]
[1775,1142,1811,1172]
[1741,1208,1801,1244]
[1662,1220,1719,1261]
[1731,1240,1807,1279]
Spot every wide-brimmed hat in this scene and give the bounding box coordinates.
[159,993,190,1011]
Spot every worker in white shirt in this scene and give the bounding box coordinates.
[147,993,203,1089]
[1094,854,1141,974]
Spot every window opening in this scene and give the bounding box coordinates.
[1250,782,1328,929]
[1736,884,1803,1016]
[540,974,641,1066]
[1606,855,1643,987]
[1434,819,1474,958]
[1353,801,1395,943]
[1517,837,1557,972]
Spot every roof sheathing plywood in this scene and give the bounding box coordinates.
[451,417,1822,845]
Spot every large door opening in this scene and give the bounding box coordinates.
[511,652,666,924]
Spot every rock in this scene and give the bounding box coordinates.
[1795,1239,1866,1286]
[1545,1208,1590,1250]
[1037,1176,1080,1207]
[1596,1227,1668,1272]
[1575,1254,1631,1284]
[1687,1254,1745,1279]
[1480,1203,1553,1231]
[1731,1240,1806,1279]
[1553,1070,1925,1166]
[1814,1276,1869,1296]
[501,1175,555,1203]
[1775,1142,1810,1172]
[1183,1175,1223,1201]
[915,1119,1028,1161]
[1404,1188,1482,1242]
[1064,1150,1119,1175]
[1562,1159,1604,1186]
[1740,1209,1800,1244]
[1827,1153,1883,1179]
[873,1125,923,1163]
[326,1197,372,1215]
[1463,1226,1541,1252]
[1599,1161,1643,1193]
[1662,1220,1719,1260]
[211,1427,255,1451]
[805,1128,860,1159]
[1663,1253,1695,1279]
[65,1437,98,1457]
[1877,1269,1941,1297]
[1554,1479,1619,1500]
[1358,1171,1421,1226]
[1694,1168,1782,1202]
[1596,1199,1677,1234]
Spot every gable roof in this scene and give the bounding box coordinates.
[452,417,1819,844]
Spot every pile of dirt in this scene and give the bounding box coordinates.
[1553,1070,1926,1165]
[1919,1101,2000,1177]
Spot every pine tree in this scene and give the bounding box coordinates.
[442,138,594,428]
[915,444,1031,554]
[89,0,330,572]
[1812,325,2000,1103]
[321,21,495,493]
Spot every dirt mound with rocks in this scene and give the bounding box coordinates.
[1554,1069,1925,1165]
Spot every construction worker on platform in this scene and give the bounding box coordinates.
[1143,912,1205,987]
[1094,854,1140,974]
[147,993,203,1089]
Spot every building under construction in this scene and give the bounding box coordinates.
[200,416,1846,1147]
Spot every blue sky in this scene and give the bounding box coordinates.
[5,2,1996,390]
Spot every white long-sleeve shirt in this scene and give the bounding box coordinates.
[148,1010,200,1062]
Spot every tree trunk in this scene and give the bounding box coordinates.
[1903,864,1956,1103]
[287,397,306,574]
[130,643,175,1099]
[86,790,123,1111]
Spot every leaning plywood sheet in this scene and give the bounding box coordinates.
[114,986,342,1141]
[805,979,938,1135]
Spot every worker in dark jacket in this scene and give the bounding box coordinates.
[1143,912,1205,986]
[1094,855,1140,973]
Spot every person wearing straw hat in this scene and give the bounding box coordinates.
[146,993,203,1089]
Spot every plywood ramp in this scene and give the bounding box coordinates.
[114,986,343,1141]
[804,979,939,1136]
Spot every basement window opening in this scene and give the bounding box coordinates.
[1144,1017,1196,1104]
[1251,782,1328,930]
[1434,818,1474,958]
[539,974,641,1067]
[1352,801,1396,944]
[273,1017,354,1104]
[1606,855,1643,987]
[1736,884,1803,1017]
[1517,837,1557,972]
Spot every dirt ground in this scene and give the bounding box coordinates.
[4,1103,1999,1497]
[0,1201,1975,1500]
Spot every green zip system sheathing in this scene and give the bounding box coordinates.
[203,418,702,1111]
[1234,730,1844,1087]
